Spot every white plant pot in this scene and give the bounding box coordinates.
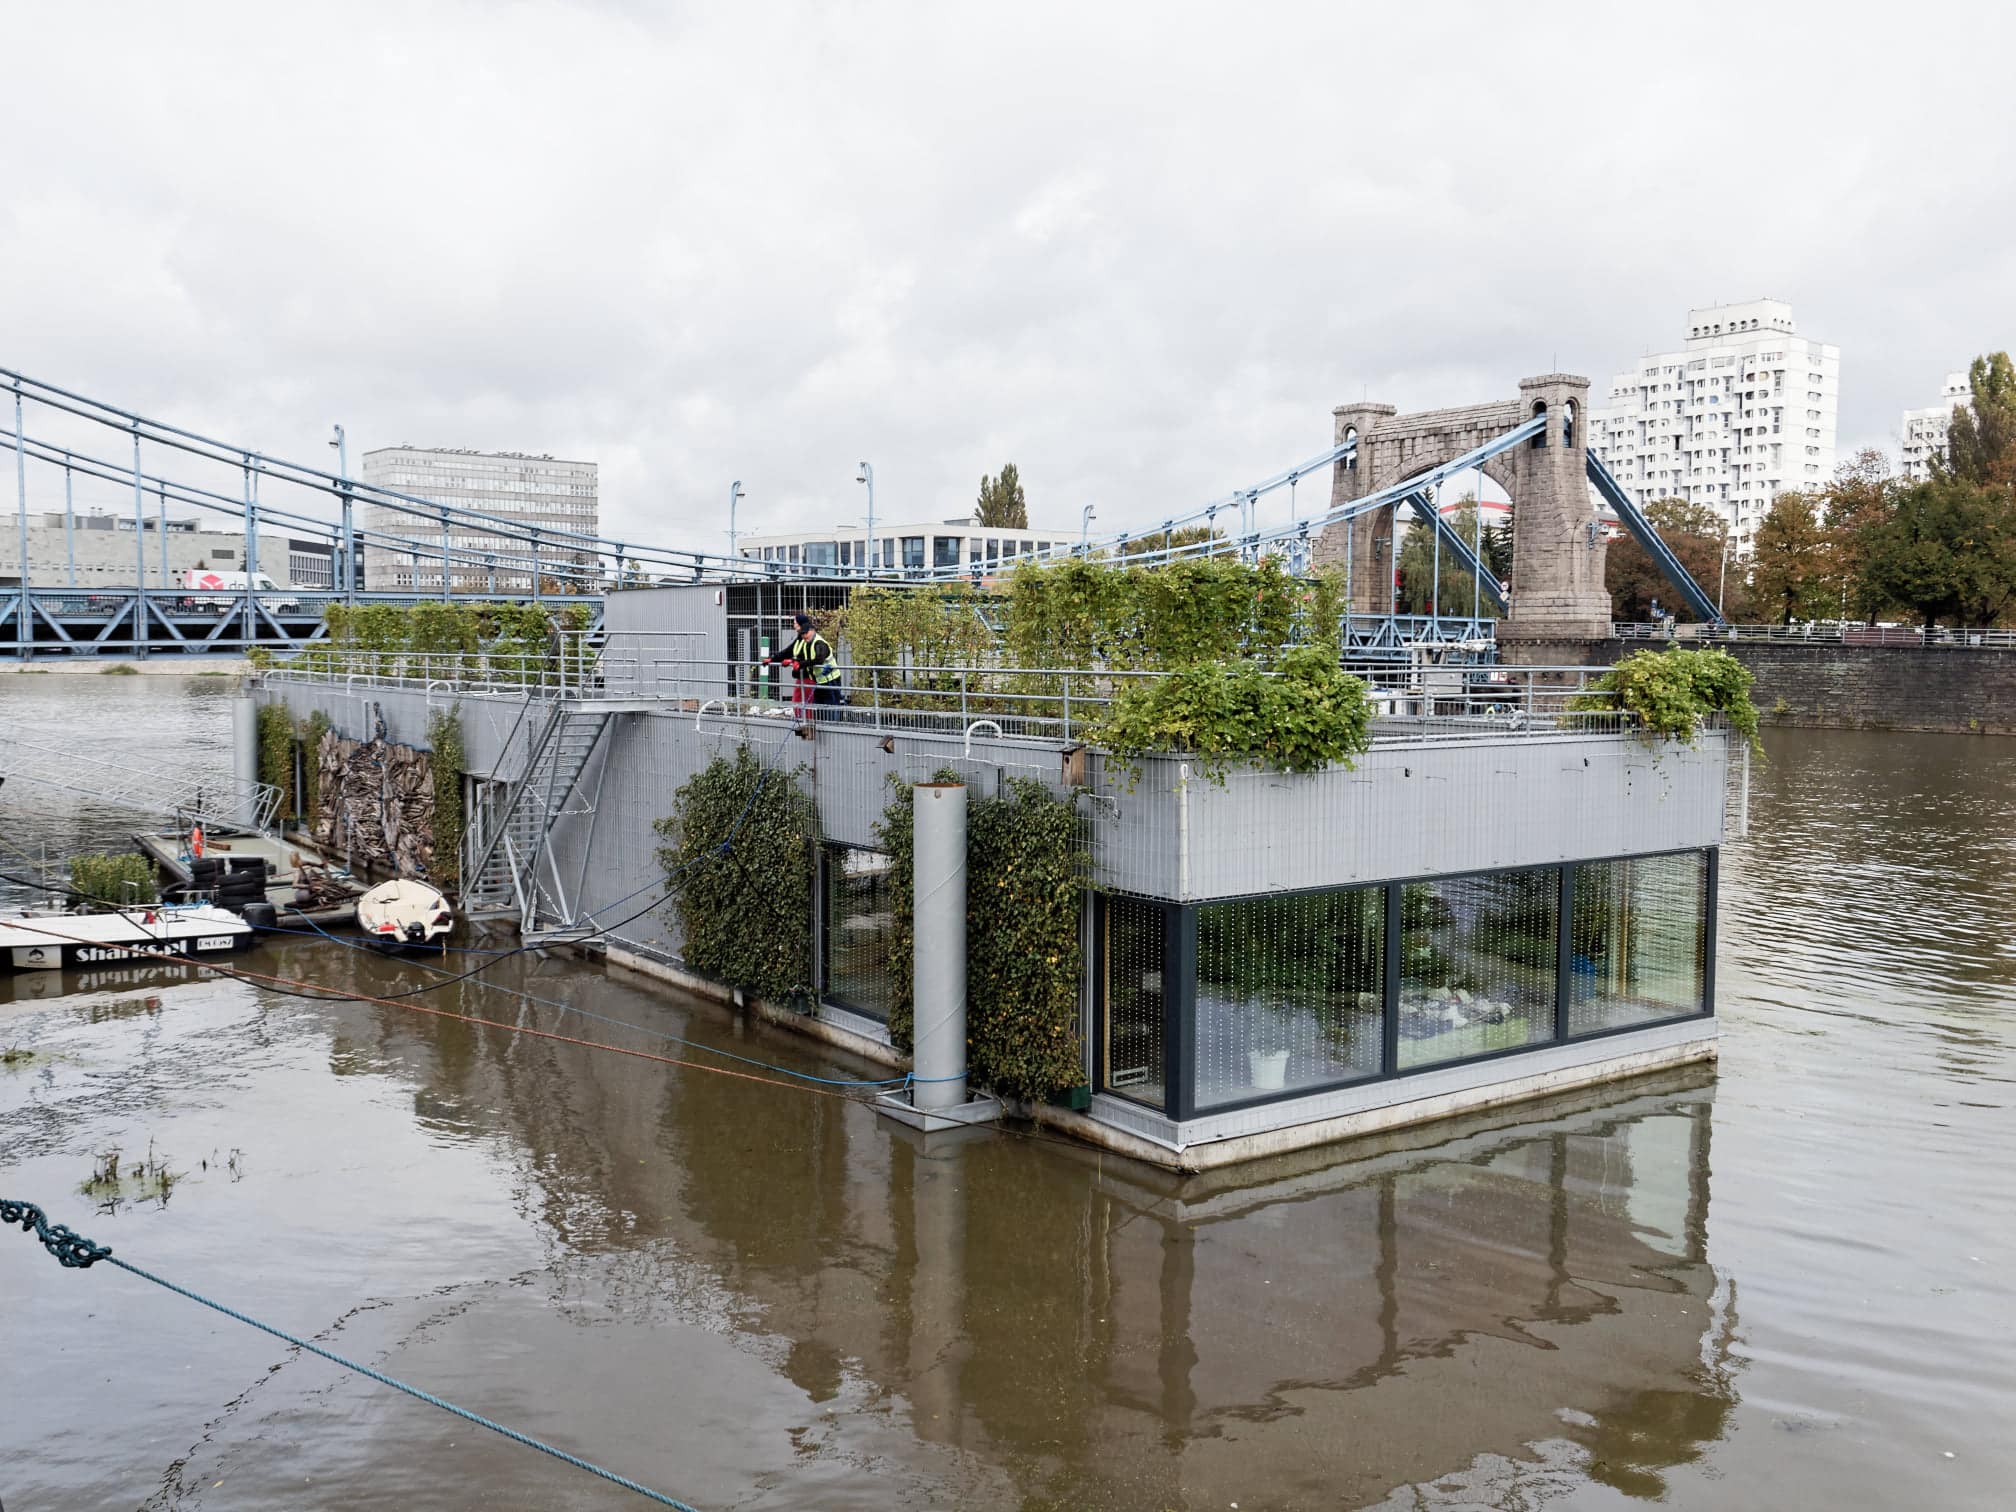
[1249,1048,1290,1091]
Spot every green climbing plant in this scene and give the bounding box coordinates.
[427,707,465,888]
[301,709,332,827]
[69,852,159,908]
[874,772,1085,1100]
[1094,642,1375,785]
[654,747,819,1003]
[1571,647,1763,756]
[255,703,297,820]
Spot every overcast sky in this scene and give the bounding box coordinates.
[3,2,2010,551]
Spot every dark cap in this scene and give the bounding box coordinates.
[792,612,812,628]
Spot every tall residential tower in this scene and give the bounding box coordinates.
[1899,371,1969,483]
[1587,299,1839,552]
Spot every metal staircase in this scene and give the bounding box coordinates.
[463,703,614,930]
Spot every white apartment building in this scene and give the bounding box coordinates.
[737,519,1070,576]
[359,446,598,591]
[1899,371,1969,483]
[1588,299,1839,552]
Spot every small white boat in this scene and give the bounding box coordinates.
[0,903,253,973]
[356,879,454,950]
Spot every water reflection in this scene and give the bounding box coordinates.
[211,934,1737,1508]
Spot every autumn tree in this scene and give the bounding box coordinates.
[1604,497,1735,622]
[1816,449,1899,623]
[1747,493,1836,625]
[1939,351,2016,489]
[975,463,1029,529]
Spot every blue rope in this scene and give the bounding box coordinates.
[0,1198,702,1511]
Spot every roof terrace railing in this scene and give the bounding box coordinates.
[261,633,1644,748]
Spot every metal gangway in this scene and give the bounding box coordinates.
[0,733,280,835]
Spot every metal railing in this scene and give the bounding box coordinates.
[0,734,282,831]
[263,633,1635,747]
[1614,620,2016,650]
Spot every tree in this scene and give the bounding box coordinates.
[1817,449,1899,623]
[976,463,1028,529]
[1940,351,2016,489]
[1396,502,1500,618]
[1860,475,2016,628]
[1120,523,1223,557]
[1604,497,1735,622]
[1747,493,1836,625]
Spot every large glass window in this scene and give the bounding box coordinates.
[823,846,895,1021]
[1194,886,1384,1108]
[804,540,838,567]
[933,536,963,568]
[1399,869,1558,1068]
[1569,852,1708,1035]
[901,536,926,570]
[1101,896,1167,1110]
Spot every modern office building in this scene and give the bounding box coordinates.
[1587,300,1839,553]
[1899,372,1970,483]
[286,536,364,591]
[359,447,598,592]
[736,518,1070,576]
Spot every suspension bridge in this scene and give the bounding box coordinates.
[3,365,1718,662]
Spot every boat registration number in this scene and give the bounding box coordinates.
[195,935,236,952]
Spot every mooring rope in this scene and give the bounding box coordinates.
[0,1197,703,1511]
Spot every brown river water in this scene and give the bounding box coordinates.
[2,676,2013,1510]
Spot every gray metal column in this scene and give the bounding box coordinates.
[911,781,967,1109]
[232,695,261,830]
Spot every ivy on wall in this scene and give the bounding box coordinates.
[300,709,332,827]
[426,707,466,887]
[874,771,1086,1101]
[654,746,819,1004]
[256,703,297,819]
[1573,647,1763,755]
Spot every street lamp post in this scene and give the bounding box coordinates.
[1717,531,1733,620]
[856,462,874,574]
[1080,503,1096,553]
[728,480,746,569]
[329,424,354,602]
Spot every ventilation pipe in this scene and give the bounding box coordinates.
[911,781,967,1110]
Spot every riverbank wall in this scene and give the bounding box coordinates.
[1599,640,2016,736]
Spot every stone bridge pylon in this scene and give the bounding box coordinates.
[1313,373,1614,663]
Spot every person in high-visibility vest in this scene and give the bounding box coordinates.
[768,612,844,718]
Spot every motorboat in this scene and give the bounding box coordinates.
[0,903,253,973]
[356,879,455,950]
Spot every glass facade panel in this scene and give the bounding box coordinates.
[823,846,895,1021]
[901,536,925,569]
[1399,869,1558,1069]
[1569,852,1708,1035]
[1102,896,1167,1110]
[933,535,963,567]
[804,540,838,567]
[1194,886,1384,1109]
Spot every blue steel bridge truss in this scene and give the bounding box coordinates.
[5,366,1718,661]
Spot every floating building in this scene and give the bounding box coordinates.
[255,575,1730,1170]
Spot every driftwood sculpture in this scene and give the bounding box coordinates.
[311,728,437,880]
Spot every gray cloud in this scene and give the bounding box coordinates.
[3,1,2010,550]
